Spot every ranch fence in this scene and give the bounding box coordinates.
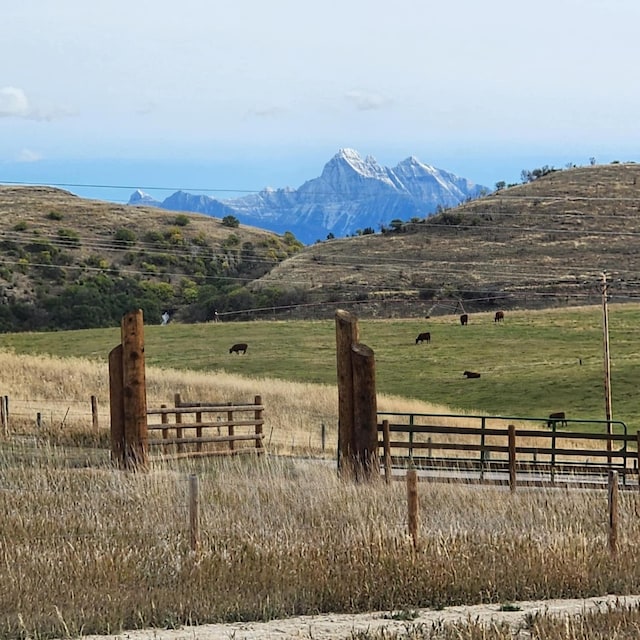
[146,393,264,460]
[378,411,639,489]
[0,395,101,434]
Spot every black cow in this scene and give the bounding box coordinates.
[460,313,468,326]
[463,370,481,379]
[415,332,431,344]
[547,411,567,429]
[494,310,505,322]
[229,342,248,355]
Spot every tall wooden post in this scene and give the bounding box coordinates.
[407,467,419,549]
[383,419,392,484]
[508,424,517,492]
[254,395,263,452]
[108,344,125,467]
[352,343,378,480]
[121,309,148,469]
[608,470,619,555]
[335,309,359,476]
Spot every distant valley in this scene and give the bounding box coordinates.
[128,148,489,244]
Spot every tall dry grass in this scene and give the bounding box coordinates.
[1,350,639,638]
[0,349,464,456]
[2,452,640,638]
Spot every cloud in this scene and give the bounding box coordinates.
[16,149,43,163]
[0,86,73,121]
[0,87,30,117]
[344,90,392,111]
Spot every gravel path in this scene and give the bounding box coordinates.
[75,594,640,639]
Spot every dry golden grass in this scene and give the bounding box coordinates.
[0,349,463,458]
[1,350,639,639]
[0,349,608,463]
[2,451,640,638]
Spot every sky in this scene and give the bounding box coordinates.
[2,0,639,204]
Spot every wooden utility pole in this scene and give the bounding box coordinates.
[602,272,613,451]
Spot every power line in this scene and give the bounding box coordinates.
[0,179,258,195]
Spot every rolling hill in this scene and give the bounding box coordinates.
[2,161,640,330]
[0,185,303,330]
[248,162,640,318]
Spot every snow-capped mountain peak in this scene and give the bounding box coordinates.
[128,149,488,244]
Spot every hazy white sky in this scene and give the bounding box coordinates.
[2,0,639,197]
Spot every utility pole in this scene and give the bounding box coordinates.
[601,272,613,451]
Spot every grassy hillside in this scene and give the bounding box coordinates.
[251,162,640,318]
[3,162,640,328]
[0,185,302,330]
[1,304,638,428]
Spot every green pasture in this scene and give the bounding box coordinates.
[2,304,640,429]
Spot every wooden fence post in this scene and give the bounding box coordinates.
[335,309,359,477]
[351,343,378,481]
[508,424,517,492]
[479,416,486,481]
[108,344,125,468]
[196,410,203,453]
[407,467,418,549]
[609,470,619,556]
[121,309,148,469]
[161,404,169,454]
[254,395,263,452]
[189,474,200,553]
[176,410,183,454]
[1,395,6,436]
[227,409,234,452]
[636,431,640,491]
[91,395,99,429]
[383,419,391,484]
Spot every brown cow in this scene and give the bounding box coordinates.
[460,313,468,326]
[415,332,431,344]
[494,310,505,322]
[463,370,481,379]
[229,342,248,354]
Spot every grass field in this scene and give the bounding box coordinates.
[3,306,640,638]
[0,303,638,429]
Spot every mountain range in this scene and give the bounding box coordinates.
[128,148,489,244]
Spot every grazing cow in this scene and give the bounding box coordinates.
[229,342,248,355]
[415,332,431,344]
[494,310,505,323]
[460,313,468,326]
[547,411,567,429]
[463,370,481,379]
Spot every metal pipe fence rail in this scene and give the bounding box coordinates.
[378,412,638,489]
[146,395,264,460]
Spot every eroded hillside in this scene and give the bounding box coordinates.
[250,163,640,317]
